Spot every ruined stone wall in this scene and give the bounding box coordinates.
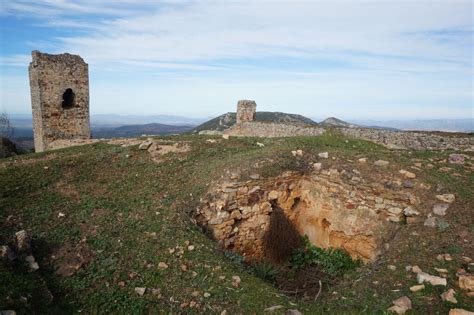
[196,167,422,262]
[341,128,473,151]
[29,51,90,152]
[224,122,325,138]
[236,100,256,123]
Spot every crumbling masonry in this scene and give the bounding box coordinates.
[29,51,90,152]
[236,100,256,123]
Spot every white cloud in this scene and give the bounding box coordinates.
[1,0,472,118]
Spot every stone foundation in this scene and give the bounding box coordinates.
[196,167,421,262]
[341,128,473,151]
[224,122,325,138]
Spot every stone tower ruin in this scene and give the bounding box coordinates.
[236,100,256,123]
[29,50,90,152]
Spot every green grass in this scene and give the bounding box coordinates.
[1,133,473,314]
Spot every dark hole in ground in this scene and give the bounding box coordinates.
[263,201,302,263]
[62,88,75,109]
[261,200,339,301]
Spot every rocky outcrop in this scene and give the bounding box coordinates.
[196,166,421,262]
[224,122,325,138]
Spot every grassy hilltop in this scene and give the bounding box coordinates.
[1,132,473,314]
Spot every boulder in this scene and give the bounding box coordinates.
[458,275,474,291]
[436,194,455,203]
[441,288,458,304]
[433,203,450,216]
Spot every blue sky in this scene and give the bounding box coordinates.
[0,0,472,120]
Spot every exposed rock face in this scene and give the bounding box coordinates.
[341,128,473,151]
[236,100,257,123]
[224,122,325,138]
[29,50,90,152]
[196,168,420,262]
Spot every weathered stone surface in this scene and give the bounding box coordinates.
[424,217,437,228]
[449,309,474,315]
[458,275,474,291]
[388,296,412,314]
[374,160,389,167]
[409,284,425,292]
[417,272,447,286]
[436,194,456,203]
[403,206,419,217]
[236,100,256,123]
[29,51,90,152]
[14,230,31,253]
[433,203,450,216]
[225,122,325,138]
[441,288,458,304]
[0,245,15,261]
[318,152,329,159]
[139,141,153,150]
[134,287,146,296]
[196,168,414,262]
[448,154,466,164]
[341,128,473,151]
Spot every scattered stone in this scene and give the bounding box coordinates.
[399,170,416,179]
[0,245,15,261]
[435,268,448,274]
[388,265,397,271]
[417,272,447,286]
[139,141,152,150]
[222,134,230,140]
[134,287,146,296]
[203,292,211,298]
[409,284,425,292]
[268,191,279,200]
[318,152,329,159]
[424,217,437,228]
[448,154,466,165]
[187,245,195,251]
[403,206,419,217]
[411,265,422,274]
[458,275,474,291]
[206,139,217,143]
[441,288,458,304]
[14,230,31,253]
[403,180,415,188]
[358,157,367,163]
[436,194,455,203]
[286,310,302,315]
[462,257,472,263]
[58,212,65,218]
[433,203,450,216]
[249,174,260,180]
[438,253,453,261]
[232,275,241,288]
[388,207,403,215]
[25,255,39,271]
[264,305,283,312]
[256,142,265,147]
[313,162,322,171]
[374,160,389,167]
[388,296,412,314]
[158,262,169,269]
[449,309,474,315]
[0,311,17,315]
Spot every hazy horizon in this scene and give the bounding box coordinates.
[1,1,473,120]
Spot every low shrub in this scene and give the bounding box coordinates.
[289,235,362,276]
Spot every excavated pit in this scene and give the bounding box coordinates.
[196,165,425,263]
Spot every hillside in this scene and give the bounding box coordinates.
[319,117,358,128]
[1,133,473,313]
[92,123,193,138]
[193,112,317,132]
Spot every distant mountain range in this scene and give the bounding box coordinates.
[93,123,193,138]
[192,111,317,132]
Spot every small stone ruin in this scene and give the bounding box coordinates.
[236,100,257,123]
[29,51,91,152]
